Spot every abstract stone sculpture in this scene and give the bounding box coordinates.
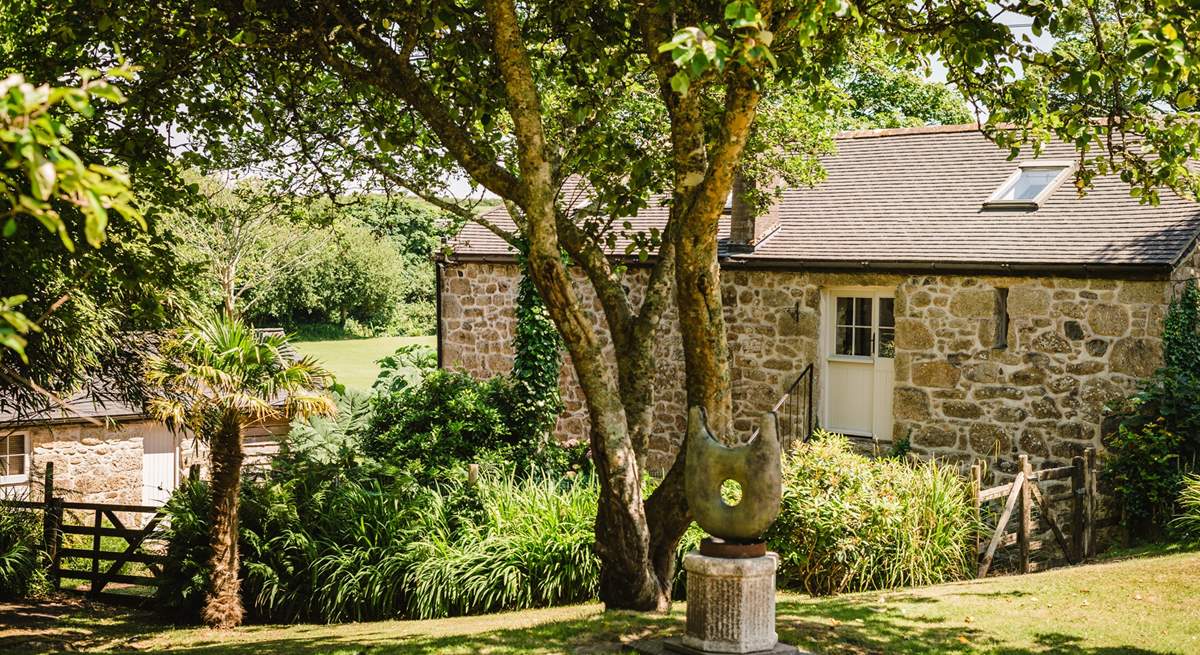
[629,408,805,655]
[685,406,783,542]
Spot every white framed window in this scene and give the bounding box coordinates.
[832,294,895,359]
[0,432,29,485]
[984,160,1075,209]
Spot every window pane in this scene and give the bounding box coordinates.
[879,298,895,328]
[854,327,872,356]
[10,454,22,475]
[0,456,7,476]
[836,298,852,326]
[835,326,853,355]
[997,167,1064,201]
[879,328,895,358]
[855,298,872,327]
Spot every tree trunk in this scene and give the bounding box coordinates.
[203,411,245,629]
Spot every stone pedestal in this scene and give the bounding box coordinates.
[677,551,780,654]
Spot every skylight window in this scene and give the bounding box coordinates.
[984,161,1074,209]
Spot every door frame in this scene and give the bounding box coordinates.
[819,286,896,439]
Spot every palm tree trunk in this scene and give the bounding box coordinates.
[203,411,245,628]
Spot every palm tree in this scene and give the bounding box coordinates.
[146,314,334,628]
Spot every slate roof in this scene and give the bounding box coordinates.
[0,328,298,426]
[446,125,1200,272]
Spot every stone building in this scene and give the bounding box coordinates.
[0,331,294,507]
[437,125,1200,475]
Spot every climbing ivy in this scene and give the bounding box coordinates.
[1111,279,1200,534]
[1162,280,1200,374]
[508,248,565,449]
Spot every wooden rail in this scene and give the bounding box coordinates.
[971,448,1097,577]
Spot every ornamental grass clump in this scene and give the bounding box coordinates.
[767,431,978,596]
[1170,474,1200,543]
[0,501,48,598]
[402,471,600,619]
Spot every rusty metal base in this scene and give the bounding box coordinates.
[698,538,767,559]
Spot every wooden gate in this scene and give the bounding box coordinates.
[972,450,1099,577]
[3,462,167,604]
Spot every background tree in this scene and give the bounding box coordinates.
[146,316,334,628]
[165,175,329,320]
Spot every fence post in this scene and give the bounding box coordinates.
[970,462,982,570]
[1084,447,1097,559]
[50,499,63,589]
[1017,455,1032,575]
[40,462,54,551]
[1070,454,1085,561]
[89,509,102,597]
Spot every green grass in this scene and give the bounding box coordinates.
[2,549,1197,654]
[292,335,436,392]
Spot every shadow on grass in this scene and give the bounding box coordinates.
[1,592,1177,655]
[774,597,1168,655]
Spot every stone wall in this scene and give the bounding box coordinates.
[12,421,148,506]
[442,259,1178,479]
[441,261,905,470]
[893,276,1166,477]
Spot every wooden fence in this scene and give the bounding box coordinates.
[971,449,1099,577]
[3,462,166,604]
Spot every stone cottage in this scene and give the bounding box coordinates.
[0,331,294,506]
[437,124,1200,474]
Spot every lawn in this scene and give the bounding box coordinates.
[292,335,436,392]
[2,549,1197,655]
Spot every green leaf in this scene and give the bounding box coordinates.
[670,71,690,96]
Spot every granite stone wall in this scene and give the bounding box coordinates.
[8,422,147,509]
[440,262,906,471]
[441,260,1177,479]
[893,276,1167,478]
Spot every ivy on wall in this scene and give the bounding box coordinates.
[509,247,565,446]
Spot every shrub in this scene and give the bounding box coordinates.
[1170,474,1200,543]
[0,502,48,598]
[372,344,437,396]
[766,431,977,595]
[363,370,519,481]
[158,457,602,623]
[1103,420,1183,535]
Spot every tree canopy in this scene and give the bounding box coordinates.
[3,0,1199,611]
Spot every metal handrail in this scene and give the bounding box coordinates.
[750,363,814,446]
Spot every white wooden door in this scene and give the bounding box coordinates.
[142,427,177,506]
[825,291,895,439]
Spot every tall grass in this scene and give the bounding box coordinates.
[403,473,599,618]
[0,502,48,598]
[1170,474,1200,542]
[767,431,979,595]
[159,464,601,623]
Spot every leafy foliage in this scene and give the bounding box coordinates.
[372,344,437,396]
[286,389,375,466]
[0,502,48,599]
[1,69,145,365]
[158,458,600,623]
[508,260,564,446]
[363,371,517,482]
[1104,421,1184,535]
[767,431,978,596]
